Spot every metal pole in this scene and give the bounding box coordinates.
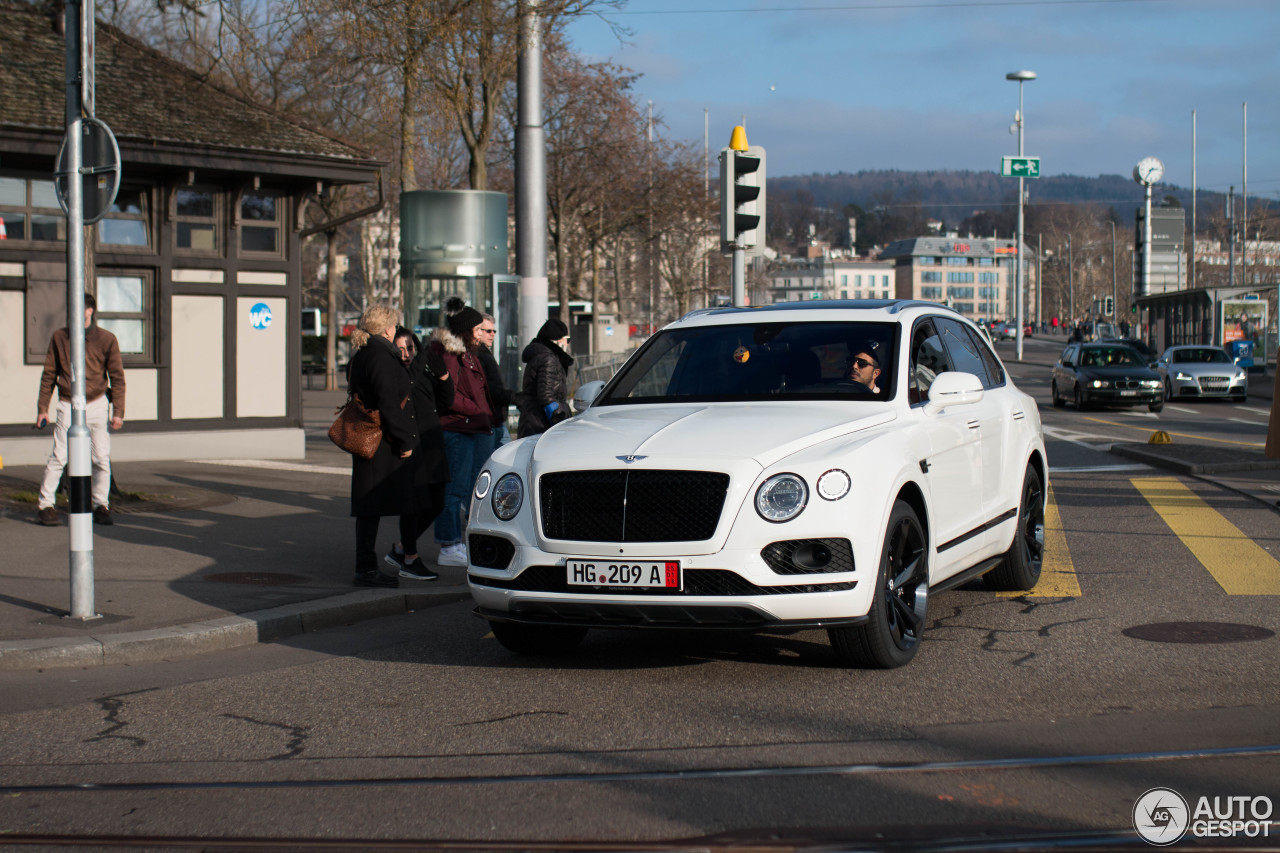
[516,0,548,352]
[1036,233,1042,329]
[1143,182,1153,301]
[1242,102,1247,290]
[647,100,653,333]
[1111,220,1116,326]
[64,0,96,620]
[1227,186,1235,288]
[732,247,745,307]
[1014,78,1025,361]
[1067,235,1074,326]
[1191,109,1196,290]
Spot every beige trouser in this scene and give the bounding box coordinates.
[38,395,112,510]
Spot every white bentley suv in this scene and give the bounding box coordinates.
[466,300,1048,668]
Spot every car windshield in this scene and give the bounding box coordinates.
[1080,347,1143,367]
[598,320,898,404]
[1173,348,1231,364]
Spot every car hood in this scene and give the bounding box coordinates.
[530,402,897,472]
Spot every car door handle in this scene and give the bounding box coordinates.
[966,419,980,430]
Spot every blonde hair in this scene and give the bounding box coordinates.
[350,304,401,348]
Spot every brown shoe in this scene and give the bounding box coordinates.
[92,506,113,526]
[38,506,61,526]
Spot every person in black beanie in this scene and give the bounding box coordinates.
[516,318,574,438]
[427,300,496,567]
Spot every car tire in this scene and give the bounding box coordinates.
[489,621,587,655]
[1073,385,1085,410]
[1164,380,1173,401]
[1051,381,1065,408]
[985,465,1045,592]
[1148,400,1163,413]
[829,500,928,669]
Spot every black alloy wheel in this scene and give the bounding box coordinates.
[1074,385,1085,410]
[985,465,1045,591]
[1051,381,1065,408]
[829,500,929,669]
[1164,379,1173,401]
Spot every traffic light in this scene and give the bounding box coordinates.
[719,127,766,254]
[1103,295,1114,316]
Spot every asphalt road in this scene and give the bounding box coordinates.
[0,340,1276,850]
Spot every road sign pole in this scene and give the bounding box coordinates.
[64,0,98,621]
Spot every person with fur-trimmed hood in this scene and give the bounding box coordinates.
[516,318,574,438]
[427,303,496,567]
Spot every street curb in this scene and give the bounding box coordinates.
[1109,443,1280,476]
[0,586,470,672]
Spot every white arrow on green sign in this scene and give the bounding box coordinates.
[1001,155,1041,178]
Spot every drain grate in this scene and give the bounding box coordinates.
[204,572,309,586]
[1123,621,1275,644]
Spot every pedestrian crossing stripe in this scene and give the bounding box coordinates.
[1132,477,1280,595]
[998,482,1081,598]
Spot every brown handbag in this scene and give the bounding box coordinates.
[328,392,382,459]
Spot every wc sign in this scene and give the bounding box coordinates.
[250,302,273,330]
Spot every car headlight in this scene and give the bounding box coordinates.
[1175,371,1193,381]
[474,470,492,499]
[1091,379,1108,389]
[491,473,523,521]
[756,473,808,522]
[1144,380,1162,388]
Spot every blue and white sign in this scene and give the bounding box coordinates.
[250,302,273,330]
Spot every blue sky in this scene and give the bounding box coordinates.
[566,0,1280,201]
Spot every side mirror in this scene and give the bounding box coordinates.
[925,371,984,413]
[572,380,606,413]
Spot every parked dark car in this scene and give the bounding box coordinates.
[1051,342,1164,412]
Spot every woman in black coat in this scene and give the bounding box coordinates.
[383,332,455,580]
[346,305,417,587]
[516,318,574,438]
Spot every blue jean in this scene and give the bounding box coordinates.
[436,431,492,545]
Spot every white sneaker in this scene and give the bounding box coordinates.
[436,543,468,567]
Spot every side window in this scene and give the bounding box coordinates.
[1059,345,1075,367]
[937,318,1001,389]
[908,319,954,405]
[96,270,156,364]
[240,190,282,257]
[96,187,151,249]
[0,175,66,243]
[175,186,221,255]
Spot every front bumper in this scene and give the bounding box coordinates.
[1170,376,1247,398]
[1080,388,1162,406]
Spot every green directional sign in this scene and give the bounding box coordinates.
[1001,155,1041,178]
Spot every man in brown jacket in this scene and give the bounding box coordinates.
[35,293,126,526]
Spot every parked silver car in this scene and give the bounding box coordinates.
[1155,345,1248,402]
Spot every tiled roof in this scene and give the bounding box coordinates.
[0,1,373,163]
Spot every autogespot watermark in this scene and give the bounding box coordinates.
[1133,788,1274,846]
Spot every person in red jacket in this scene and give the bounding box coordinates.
[35,293,125,526]
[427,304,495,567]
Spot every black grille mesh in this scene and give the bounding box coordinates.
[761,539,855,575]
[470,566,855,597]
[540,470,730,542]
[468,534,516,569]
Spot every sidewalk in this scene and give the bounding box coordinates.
[0,388,470,671]
[0,382,1275,672]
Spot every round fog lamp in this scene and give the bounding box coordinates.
[816,469,851,501]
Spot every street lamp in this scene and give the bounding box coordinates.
[1007,70,1035,360]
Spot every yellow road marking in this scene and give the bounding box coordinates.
[1132,477,1280,595]
[1084,416,1265,448]
[999,482,1081,598]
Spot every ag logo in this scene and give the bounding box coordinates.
[1133,787,1189,845]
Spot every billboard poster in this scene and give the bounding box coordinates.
[1221,299,1267,366]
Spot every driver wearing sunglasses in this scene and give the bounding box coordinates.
[846,348,881,394]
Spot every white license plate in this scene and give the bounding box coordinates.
[1119,390,1138,396]
[567,560,681,589]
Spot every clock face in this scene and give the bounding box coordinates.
[1134,157,1164,185]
